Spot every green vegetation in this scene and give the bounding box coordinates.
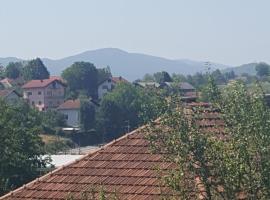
[62,62,98,99]
[97,83,165,142]
[145,79,270,199]
[5,62,22,79]
[0,100,50,195]
[255,62,270,78]
[22,58,49,80]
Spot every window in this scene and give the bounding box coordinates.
[47,91,52,96]
[49,101,53,106]
[38,91,42,95]
[65,114,68,120]
[27,92,32,96]
[38,101,42,105]
[31,101,35,106]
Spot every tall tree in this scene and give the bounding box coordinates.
[255,62,270,77]
[5,62,22,79]
[0,100,50,195]
[62,62,98,99]
[97,83,164,141]
[153,71,172,83]
[80,99,96,131]
[22,58,49,80]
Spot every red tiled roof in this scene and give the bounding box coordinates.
[0,103,224,200]
[0,129,178,200]
[0,89,13,97]
[22,77,65,89]
[0,89,20,98]
[58,99,80,110]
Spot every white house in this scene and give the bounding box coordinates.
[97,76,128,99]
[57,99,80,127]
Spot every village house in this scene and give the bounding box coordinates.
[57,99,80,127]
[22,77,66,111]
[0,89,21,104]
[98,76,128,99]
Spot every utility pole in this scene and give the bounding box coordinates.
[125,120,130,133]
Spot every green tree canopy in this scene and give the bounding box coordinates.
[22,58,50,80]
[62,62,98,99]
[97,83,164,141]
[145,80,270,199]
[0,100,50,195]
[255,62,270,77]
[5,62,23,79]
[153,71,172,83]
[80,99,96,131]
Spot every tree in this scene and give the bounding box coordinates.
[62,62,98,99]
[255,62,270,77]
[145,80,270,199]
[80,99,96,131]
[0,100,50,195]
[97,83,164,141]
[40,109,66,134]
[5,62,22,79]
[97,67,112,84]
[22,58,49,80]
[153,71,172,83]
[201,74,221,103]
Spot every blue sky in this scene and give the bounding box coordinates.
[0,0,270,65]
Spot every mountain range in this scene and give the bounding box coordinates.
[0,48,258,80]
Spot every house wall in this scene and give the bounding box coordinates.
[58,109,80,127]
[23,88,45,111]
[98,79,115,99]
[23,81,65,111]
[44,81,65,109]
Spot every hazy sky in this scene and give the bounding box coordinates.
[0,0,270,65]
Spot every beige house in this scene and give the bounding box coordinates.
[98,76,128,99]
[57,99,80,127]
[22,77,66,111]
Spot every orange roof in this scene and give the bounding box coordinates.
[22,77,65,89]
[0,103,223,200]
[58,99,80,110]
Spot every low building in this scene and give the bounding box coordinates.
[98,76,128,99]
[22,77,66,111]
[0,89,21,103]
[57,99,80,127]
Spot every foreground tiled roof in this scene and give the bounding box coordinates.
[0,103,222,200]
[0,128,177,200]
[57,99,80,110]
[22,77,65,89]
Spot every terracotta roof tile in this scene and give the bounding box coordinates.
[57,99,80,110]
[0,103,226,200]
[22,77,65,89]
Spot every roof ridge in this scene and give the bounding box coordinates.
[0,127,144,200]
